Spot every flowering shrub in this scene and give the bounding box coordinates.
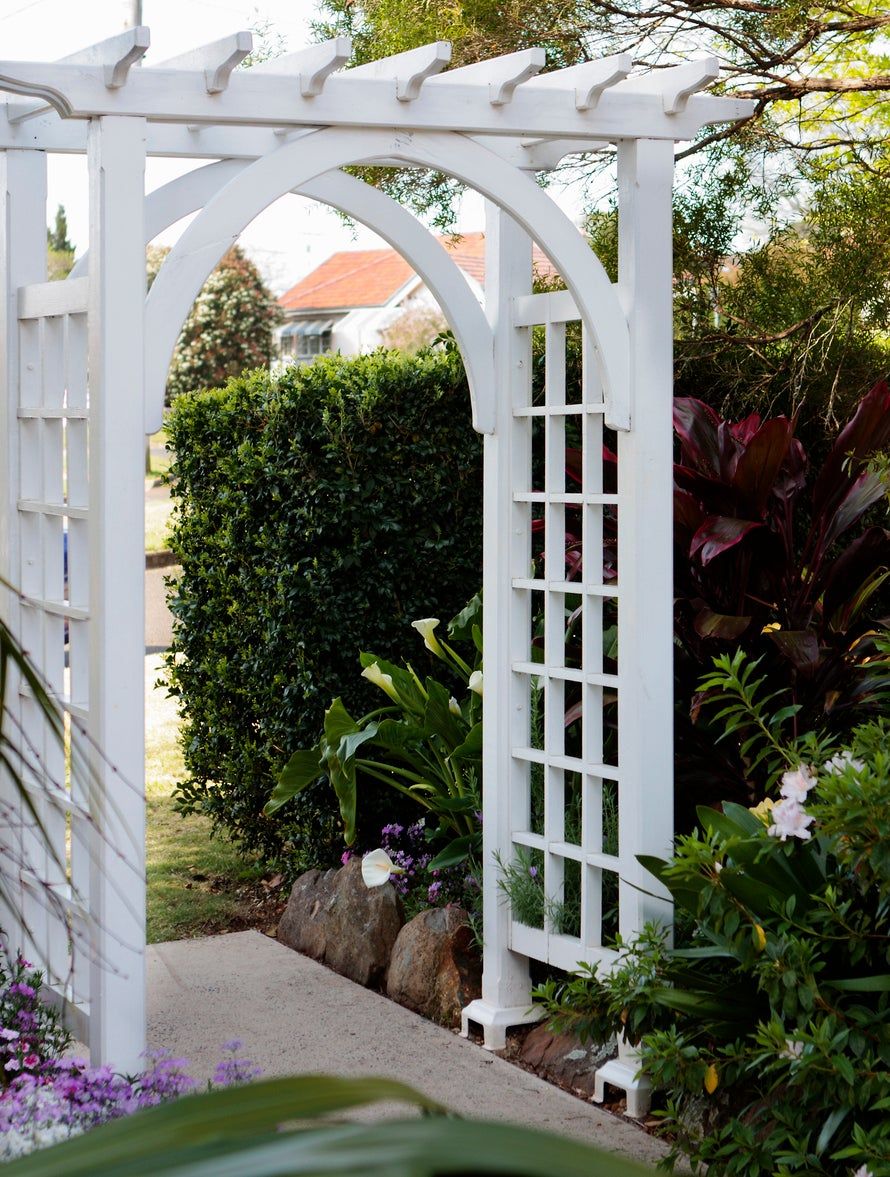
[0,951,69,1083]
[535,717,890,1175]
[0,1041,261,1161]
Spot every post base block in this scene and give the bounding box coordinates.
[593,1056,653,1119]
[460,998,543,1051]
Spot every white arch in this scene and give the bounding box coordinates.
[74,158,497,432]
[144,127,629,433]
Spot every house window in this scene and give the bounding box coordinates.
[281,319,334,361]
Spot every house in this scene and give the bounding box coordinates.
[276,231,558,362]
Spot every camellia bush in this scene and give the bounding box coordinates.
[164,348,482,867]
[535,653,890,1177]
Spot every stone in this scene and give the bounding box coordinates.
[277,857,404,988]
[518,1025,615,1100]
[386,906,482,1027]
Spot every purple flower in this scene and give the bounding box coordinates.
[528,866,538,878]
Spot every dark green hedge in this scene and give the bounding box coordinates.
[164,349,482,867]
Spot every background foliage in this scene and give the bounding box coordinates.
[164,349,482,867]
[146,245,281,404]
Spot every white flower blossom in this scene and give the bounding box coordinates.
[779,1039,804,1061]
[411,617,444,656]
[767,797,815,842]
[360,848,405,889]
[448,695,461,717]
[851,1166,873,1177]
[823,750,865,776]
[361,662,401,704]
[779,765,817,803]
[468,670,483,697]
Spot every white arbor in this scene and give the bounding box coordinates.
[0,29,751,1070]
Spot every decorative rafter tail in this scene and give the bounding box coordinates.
[427,48,546,105]
[525,54,632,110]
[60,26,151,89]
[250,38,354,98]
[348,42,451,101]
[153,31,253,94]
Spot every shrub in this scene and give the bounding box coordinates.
[164,349,482,867]
[671,381,890,822]
[535,661,890,1176]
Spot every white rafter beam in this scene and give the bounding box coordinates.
[524,53,631,110]
[427,48,545,105]
[615,57,720,114]
[250,37,352,97]
[154,31,252,94]
[62,26,150,88]
[348,42,451,101]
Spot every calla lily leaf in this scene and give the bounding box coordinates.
[428,833,481,871]
[265,747,323,814]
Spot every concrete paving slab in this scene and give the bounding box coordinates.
[147,931,667,1165]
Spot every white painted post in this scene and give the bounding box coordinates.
[461,204,540,1050]
[615,138,675,941]
[87,115,147,1070]
[0,149,48,952]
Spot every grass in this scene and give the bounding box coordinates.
[145,654,265,944]
[145,428,175,554]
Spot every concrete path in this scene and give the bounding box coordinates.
[147,931,667,1165]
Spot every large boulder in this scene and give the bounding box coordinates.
[518,1025,615,1100]
[277,857,404,988]
[386,906,481,1027]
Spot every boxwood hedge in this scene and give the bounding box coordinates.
[163,348,482,868]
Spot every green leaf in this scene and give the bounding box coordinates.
[264,747,322,814]
[428,833,481,870]
[824,974,890,992]
[451,721,483,761]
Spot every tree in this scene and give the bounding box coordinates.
[147,245,282,402]
[46,203,74,281]
[316,0,890,184]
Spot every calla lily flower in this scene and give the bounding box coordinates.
[411,617,444,657]
[468,670,483,697]
[361,662,401,704]
[448,695,461,717]
[361,848,405,889]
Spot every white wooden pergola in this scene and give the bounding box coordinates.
[0,28,751,1072]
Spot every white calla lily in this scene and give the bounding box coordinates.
[468,670,484,697]
[361,848,405,889]
[361,662,401,703]
[448,695,461,717]
[411,617,443,656]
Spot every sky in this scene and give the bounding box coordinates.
[0,0,584,294]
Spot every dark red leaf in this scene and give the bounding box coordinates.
[690,516,764,566]
[693,608,752,640]
[731,418,794,516]
[822,526,890,629]
[673,398,723,476]
[820,470,887,551]
[729,412,763,444]
[768,629,821,672]
[565,447,583,487]
[813,379,890,520]
[564,701,583,727]
[674,487,707,541]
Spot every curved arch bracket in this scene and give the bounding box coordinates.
[77,158,496,433]
[144,127,629,434]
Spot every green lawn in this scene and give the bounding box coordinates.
[145,654,264,944]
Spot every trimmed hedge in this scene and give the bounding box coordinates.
[164,349,482,867]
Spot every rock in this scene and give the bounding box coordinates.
[519,1025,615,1099]
[277,857,404,988]
[386,906,481,1027]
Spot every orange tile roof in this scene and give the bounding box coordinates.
[278,231,559,312]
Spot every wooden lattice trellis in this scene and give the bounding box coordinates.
[0,28,751,1070]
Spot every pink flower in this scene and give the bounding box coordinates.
[23,1053,40,1068]
[4,1058,20,1072]
[768,797,814,842]
[779,766,816,803]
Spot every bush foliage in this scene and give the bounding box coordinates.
[535,669,890,1175]
[164,349,482,865]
